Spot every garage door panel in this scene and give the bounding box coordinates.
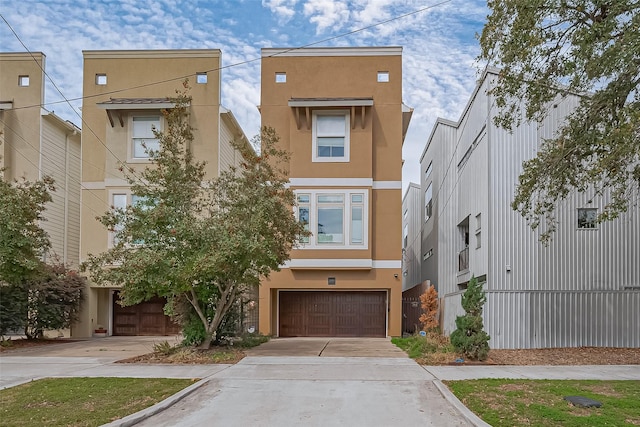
[279,291,386,338]
[113,292,181,336]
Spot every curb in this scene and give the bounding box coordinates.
[432,380,492,427]
[101,377,211,427]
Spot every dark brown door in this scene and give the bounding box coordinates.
[112,292,181,336]
[279,291,386,337]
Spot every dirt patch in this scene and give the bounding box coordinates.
[117,346,245,364]
[0,338,80,353]
[486,347,640,365]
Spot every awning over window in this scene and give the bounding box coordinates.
[288,97,374,130]
[96,98,182,127]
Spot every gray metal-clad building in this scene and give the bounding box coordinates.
[402,182,422,292]
[419,68,640,349]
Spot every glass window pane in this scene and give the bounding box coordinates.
[297,194,310,203]
[317,145,331,157]
[351,206,363,244]
[317,115,345,135]
[112,194,127,209]
[318,194,344,203]
[299,206,310,243]
[133,138,160,158]
[133,116,159,138]
[351,194,363,203]
[331,146,344,157]
[318,207,343,243]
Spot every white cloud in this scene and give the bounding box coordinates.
[0,0,490,189]
[262,0,299,23]
[303,0,350,34]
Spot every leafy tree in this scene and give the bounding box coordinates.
[23,262,85,339]
[0,166,54,285]
[479,1,640,241]
[450,276,490,361]
[419,284,439,332]
[85,90,307,348]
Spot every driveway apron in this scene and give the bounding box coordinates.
[135,338,471,427]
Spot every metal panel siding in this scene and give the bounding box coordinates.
[425,71,640,349]
[485,291,640,348]
[218,120,237,174]
[402,183,422,291]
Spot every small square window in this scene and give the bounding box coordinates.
[18,75,30,87]
[96,74,107,85]
[196,72,207,84]
[275,72,286,83]
[377,71,389,82]
[578,208,597,229]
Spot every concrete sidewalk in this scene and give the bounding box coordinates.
[423,364,640,381]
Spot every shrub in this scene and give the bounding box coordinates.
[181,314,206,347]
[419,285,439,332]
[450,275,490,361]
[152,340,175,356]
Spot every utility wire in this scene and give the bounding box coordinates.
[1,1,452,111]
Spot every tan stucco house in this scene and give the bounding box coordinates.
[258,47,412,337]
[1,52,81,271]
[76,49,248,338]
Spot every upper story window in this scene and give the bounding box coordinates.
[18,75,30,86]
[312,110,350,163]
[578,208,597,229]
[196,72,208,84]
[377,71,389,82]
[424,183,433,222]
[294,189,367,249]
[132,116,161,159]
[275,72,286,83]
[403,224,408,248]
[96,74,107,85]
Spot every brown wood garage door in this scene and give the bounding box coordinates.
[279,291,386,337]
[112,292,181,336]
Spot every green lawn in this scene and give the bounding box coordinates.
[446,379,640,427]
[0,377,194,427]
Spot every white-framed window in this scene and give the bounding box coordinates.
[18,75,30,87]
[96,74,107,85]
[578,208,597,229]
[275,72,286,83]
[424,183,433,222]
[377,71,389,82]
[131,115,161,160]
[196,72,207,84]
[294,189,368,249]
[312,110,350,162]
[109,191,153,246]
[109,191,129,247]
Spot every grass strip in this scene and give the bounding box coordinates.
[446,379,640,426]
[0,377,194,427]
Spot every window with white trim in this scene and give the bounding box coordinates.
[96,74,107,85]
[18,75,30,87]
[132,115,161,159]
[110,192,128,246]
[196,72,207,84]
[294,189,367,249]
[312,110,350,162]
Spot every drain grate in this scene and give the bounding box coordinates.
[564,396,602,408]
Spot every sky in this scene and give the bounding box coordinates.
[0,0,489,191]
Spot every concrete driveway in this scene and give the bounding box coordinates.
[246,337,408,357]
[0,335,181,360]
[135,356,472,427]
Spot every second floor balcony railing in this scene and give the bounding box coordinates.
[458,247,469,272]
